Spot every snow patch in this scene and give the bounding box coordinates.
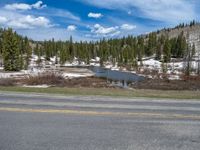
[63,73,94,78]
[23,84,49,88]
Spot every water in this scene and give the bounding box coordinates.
[90,66,145,83]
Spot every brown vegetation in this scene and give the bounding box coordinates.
[20,72,111,88]
[21,72,65,86]
[0,78,16,86]
[1,71,200,91]
[63,76,111,88]
[131,78,200,90]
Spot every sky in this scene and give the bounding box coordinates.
[0,0,199,41]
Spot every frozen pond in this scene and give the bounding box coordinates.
[90,66,145,83]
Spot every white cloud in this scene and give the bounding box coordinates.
[45,8,80,21]
[67,25,77,31]
[0,16,8,24]
[32,1,47,9]
[0,5,54,29]
[121,24,136,30]
[90,24,120,37]
[4,1,79,21]
[1,13,53,29]
[128,11,132,15]
[5,1,46,10]
[5,3,31,10]
[17,28,92,41]
[21,15,52,28]
[82,0,197,23]
[93,24,118,34]
[88,12,103,18]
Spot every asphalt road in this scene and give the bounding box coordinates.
[0,92,200,150]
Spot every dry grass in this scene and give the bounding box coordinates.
[21,72,111,88]
[22,72,65,86]
[132,78,200,90]
[0,86,199,99]
[0,78,16,86]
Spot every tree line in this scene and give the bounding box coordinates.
[34,31,194,69]
[0,21,198,72]
[0,28,31,71]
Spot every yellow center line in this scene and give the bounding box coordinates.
[0,107,200,120]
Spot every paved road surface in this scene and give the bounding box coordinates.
[0,92,200,150]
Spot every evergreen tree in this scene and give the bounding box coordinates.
[24,36,32,69]
[192,43,196,57]
[163,38,171,63]
[69,36,74,61]
[184,44,192,76]
[155,43,162,60]
[0,29,3,67]
[176,31,187,58]
[146,32,157,56]
[170,38,177,57]
[137,36,144,65]
[2,29,20,71]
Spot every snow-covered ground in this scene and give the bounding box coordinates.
[0,72,26,79]
[141,59,162,71]
[0,68,45,79]
[63,73,94,78]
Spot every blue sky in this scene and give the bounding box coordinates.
[0,0,199,41]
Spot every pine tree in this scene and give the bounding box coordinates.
[192,43,196,57]
[155,43,162,60]
[176,31,187,58]
[24,36,32,69]
[69,36,74,61]
[2,29,20,71]
[163,38,171,63]
[34,42,40,56]
[137,36,144,65]
[184,44,192,76]
[146,32,157,56]
[170,38,177,57]
[0,29,3,67]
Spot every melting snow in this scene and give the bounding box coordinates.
[23,85,49,88]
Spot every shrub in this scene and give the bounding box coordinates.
[0,78,16,86]
[23,72,65,86]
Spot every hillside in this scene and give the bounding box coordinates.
[158,23,200,54]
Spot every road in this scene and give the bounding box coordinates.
[0,92,200,150]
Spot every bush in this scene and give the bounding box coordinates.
[23,72,65,86]
[0,78,16,86]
